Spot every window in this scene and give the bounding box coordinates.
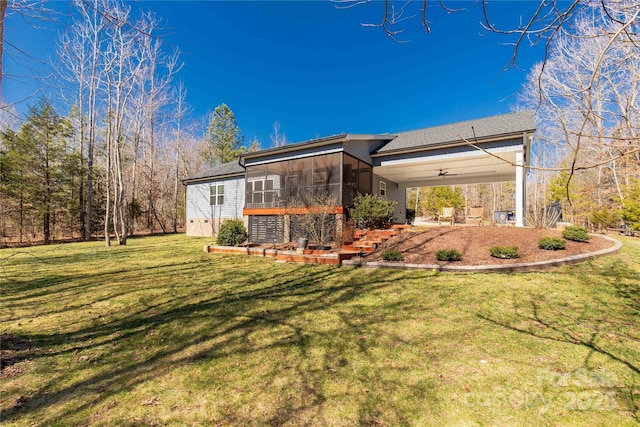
[210,184,224,206]
[248,179,274,204]
[313,171,327,184]
[379,181,387,197]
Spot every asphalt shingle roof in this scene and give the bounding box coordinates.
[182,111,536,182]
[182,160,244,182]
[377,110,535,153]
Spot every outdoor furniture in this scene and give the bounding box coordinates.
[466,207,484,226]
[438,207,455,226]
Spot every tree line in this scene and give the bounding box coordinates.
[2,0,639,247]
[0,0,253,246]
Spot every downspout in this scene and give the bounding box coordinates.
[238,155,249,236]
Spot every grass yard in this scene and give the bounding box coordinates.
[1,233,639,426]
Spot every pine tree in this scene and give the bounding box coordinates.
[1,100,76,243]
[202,103,245,166]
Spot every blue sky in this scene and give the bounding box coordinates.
[4,1,544,147]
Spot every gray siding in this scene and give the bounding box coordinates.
[185,176,245,236]
[373,174,406,223]
[373,137,524,167]
[343,139,390,164]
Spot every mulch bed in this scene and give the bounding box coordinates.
[363,226,617,266]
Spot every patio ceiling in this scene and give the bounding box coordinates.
[371,110,534,191]
[373,145,521,189]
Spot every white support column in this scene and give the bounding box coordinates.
[515,151,525,227]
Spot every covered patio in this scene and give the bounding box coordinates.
[372,111,535,227]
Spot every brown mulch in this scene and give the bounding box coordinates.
[363,226,618,266]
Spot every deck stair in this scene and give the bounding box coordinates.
[207,225,411,265]
[341,225,409,253]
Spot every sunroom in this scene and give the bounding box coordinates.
[240,134,403,243]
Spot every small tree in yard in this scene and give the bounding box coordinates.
[349,193,396,229]
[291,194,337,246]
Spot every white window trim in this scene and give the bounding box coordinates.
[379,181,387,197]
[210,183,225,206]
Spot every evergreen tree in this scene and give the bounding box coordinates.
[202,103,245,166]
[1,100,77,243]
[621,178,640,231]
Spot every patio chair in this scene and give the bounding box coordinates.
[466,206,484,226]
[438,206,455,226]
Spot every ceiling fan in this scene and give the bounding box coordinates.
[438,169,458,177]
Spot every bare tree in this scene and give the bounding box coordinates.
[518,2,639,223]
[1,0,8,98]
[171,81,191,233]
[270,121,288,147]
[1,0,53,105]
[58,0,110,241]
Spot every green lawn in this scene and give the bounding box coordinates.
[1,234,639,426]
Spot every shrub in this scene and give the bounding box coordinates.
[562,225,590,242]
[349,193,396,229]
[381,249,404,262]
[436,249,462,261]
[490,245,519,259]
[538,237,566,251]
[216,219,247,246]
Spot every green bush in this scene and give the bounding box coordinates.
[490,245,519,259]
[216,219,247,246]
[381,249,404,262]
[436,249,462,261]
[538,237,566,251]
[349,193,396,229]
[562,225,590,242]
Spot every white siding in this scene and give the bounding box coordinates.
[373,174,406,223]
[185,176,245,236]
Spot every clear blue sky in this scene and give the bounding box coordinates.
[4,1,544,147]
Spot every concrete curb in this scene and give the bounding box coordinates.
[342,234,623,273]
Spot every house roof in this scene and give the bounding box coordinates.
[182,111,536,183]
[239,133,394,162]
[181,160,244,183]
[375,110,535,155]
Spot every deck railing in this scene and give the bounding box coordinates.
[245,184,341,209]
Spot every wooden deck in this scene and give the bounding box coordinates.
[205,224,411,265]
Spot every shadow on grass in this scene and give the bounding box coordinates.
[475,258,640,417]
[2,256,432,424]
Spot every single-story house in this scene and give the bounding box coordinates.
[182,110,535,242]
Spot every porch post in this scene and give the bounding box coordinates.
[515,150,525,227]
